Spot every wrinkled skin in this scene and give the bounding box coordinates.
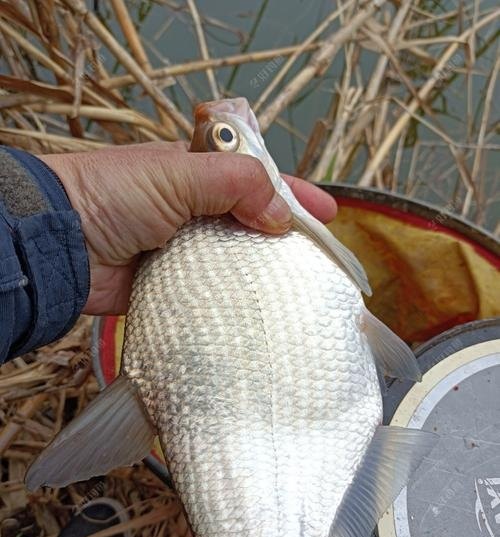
[40,142,337,315]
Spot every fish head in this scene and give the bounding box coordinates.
[190,97,283,191]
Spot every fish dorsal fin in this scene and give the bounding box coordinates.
[362,308,422,381]
[291,211,372,296]
[329,426,438,537]
[25,376,156,490]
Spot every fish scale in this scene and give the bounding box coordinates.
[122,215,382,537]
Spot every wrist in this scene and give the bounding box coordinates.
[37,153,85,214]
[0,147,90,358]
[37,153,107,260]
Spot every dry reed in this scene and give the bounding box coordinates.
[0,1,498,535]
[0,0,496,225]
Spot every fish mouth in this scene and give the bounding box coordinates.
[193,102,212,124]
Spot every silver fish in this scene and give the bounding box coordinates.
[26,98,437,537]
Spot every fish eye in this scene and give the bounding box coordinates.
[208,122,239,152]
[219,127,234,142]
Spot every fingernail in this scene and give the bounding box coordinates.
[258,192,292,231]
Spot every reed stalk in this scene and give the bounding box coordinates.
[0,2,498,533]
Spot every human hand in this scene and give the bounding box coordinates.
[40,142,337,315]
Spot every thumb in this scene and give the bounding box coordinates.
[180,152,292,233]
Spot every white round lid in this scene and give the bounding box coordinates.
[377,319,500,537]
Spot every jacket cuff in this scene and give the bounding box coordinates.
[0,147,90,361]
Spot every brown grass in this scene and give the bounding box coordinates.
[0,1,497,226]
[0,318,190,537]
[0,1,498,534]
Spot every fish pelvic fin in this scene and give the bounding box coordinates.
[362,308,422,382]
[329,426,438,537]
[25,375,156,491]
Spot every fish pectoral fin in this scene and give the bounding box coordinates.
[25,376,156,491]
[329,426,438,537]
[291,211,372,296]
[362,308,422,381]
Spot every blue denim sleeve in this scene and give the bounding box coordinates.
[0,147,90,364]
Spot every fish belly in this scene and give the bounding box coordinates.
[122,216,382,537]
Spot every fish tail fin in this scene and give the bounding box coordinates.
[362,308,422,381]
[329,425,438,537]
[25,375,156,491]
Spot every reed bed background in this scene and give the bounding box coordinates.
[0,0,499,535]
